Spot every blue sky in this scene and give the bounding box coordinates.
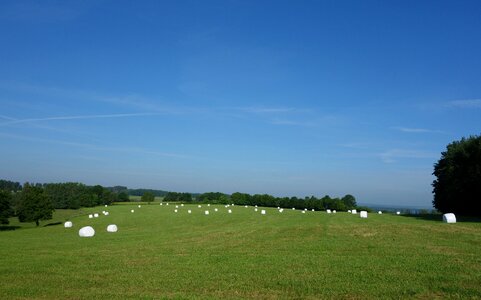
[1,0,480,207]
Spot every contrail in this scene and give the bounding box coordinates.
[0,113,158,126]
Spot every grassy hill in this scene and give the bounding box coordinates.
[1,204,480,299]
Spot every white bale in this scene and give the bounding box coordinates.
[228,209,232,214]
[64,221,73,228]
[351,209,357,214]
[232,204,234,206]
[94,213,99,218]
[208,204,210,207]
[105,212,109,216]
[78,226,95,237]
[292,208,295,210]
[160,203,163,206]
[166,203,169,205]
[333,210,337,214]
[326,209,332,214]
[181,204,184,207]
[174,209,178,213]
[102,210,106,214]
[304,208,307,211]
[254,208,258,212]
[205,210,209,215]
[348,210,351,213]
[105,205,108,207]
[175,205,179,208]
[277,207,280,209]
[188,210,192,214]
[378,211,382,214]
[311,209,314,212]
[443,213,456,223]
[279,209,284,213]
[107,224,118,232]
[302,211,306,214]
[245,205,248,208]
[255,205,258,207]
[138,205,141,208]
[198,205,202,208]
[396,211,401,215]
[131,209,134,213]
[360,211,368,218]
[214,208,218,212]
[261,210,266,215]
[88,214,93,219]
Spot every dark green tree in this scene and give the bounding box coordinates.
[17,183,54,226]
[141,191,155,204]
[341,194,357,209]
[118,191,129,202]
[433,135,481,216]
[0,190,13,224]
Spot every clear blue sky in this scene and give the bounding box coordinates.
[1,0,480,207]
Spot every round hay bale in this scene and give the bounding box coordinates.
[378,211,382,214]
[214,208,218,212]
[138,205,141,208]
[351,209,357,214]
[326,209,332,214]
[292,208,295,210]
[255,208,258,212]
[205,210,209,215]
[160,203,163,205]
[79,226,95,237]
[228,209,232,214]
[360,211,368,218]
[311,209,315,211]
[174,209,178,213]
[198,205,202,208]
[333,210,337,214]
[443,213,456,223]
[64,221,73,228]
[131,209,134,213]
[396,211,401,215]
[94,213,99,218]
[107,224,118,232]
[302,211,306,214]
[188,210,192,214]
[105,205,108,207]
[88,214,93,219]
[279,209,284,213]
[175,205,179,209]
[348,210,351,213]
[261,209,266,215]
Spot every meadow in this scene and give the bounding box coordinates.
[0,203,480,299]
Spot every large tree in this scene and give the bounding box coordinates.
[17,183,54,226]
[432,135,481,216]
[0,190,12,224]
[141,191,155,204]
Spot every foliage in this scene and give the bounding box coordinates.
[0,179,22,192]
[0,190,13,224]
[432,135,481,216]
[141,191,155,204]
[129,188,168,197]
[16,183,54,226]
[164,192,193,202]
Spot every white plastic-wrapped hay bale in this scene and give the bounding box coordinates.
[214,208,218,212]
[277,207,280,209]
[107,224,118,232]
[261,209,266,215]
[443,213,456,223]
[131,209,134,213]
[279,209,284,213]
[188,210,192,214]
[79,226,95,237]
[138,205,141,208]
[175,205,179,209]
[181,204,184,207]
[105,205,108,207]
[160,203,163,206]
[302,211,306,214]
[304,208,307,211]
[205,210,209,215]
[245,205,248,208]
[228,209,232,214]
[348,210,351,213]
[166,203,169,206]
[88,214,93,219]
[378,211,382,214]
[64,221,73,228]
[105,212,109,216]
[255,205,258,208]
[311,209,315,212]
[198,205,202,208]
[254,208,258,212]
[174,209,178,213]
[333,210,337,214]
[351,209,357,214]
[292,208,295,210]
[396,211,401,215]
[208,204,211,207]
[326,209,332,214]
[360,211,368,218]
[94,213,99,218]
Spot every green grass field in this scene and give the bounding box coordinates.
[1,204,480,299]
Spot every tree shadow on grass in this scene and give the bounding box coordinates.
[44,221,62,227]
[0,225,21,231]
[400,214,481,223]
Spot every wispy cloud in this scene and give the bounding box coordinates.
[236,106,311,114]
[446,99,481,108]
[391,126,445,134]
[0,132,192,159]
[0,113,159,127]
[379,149,438,163]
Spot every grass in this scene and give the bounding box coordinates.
[128,195,163,202]
[0,205,480,299]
